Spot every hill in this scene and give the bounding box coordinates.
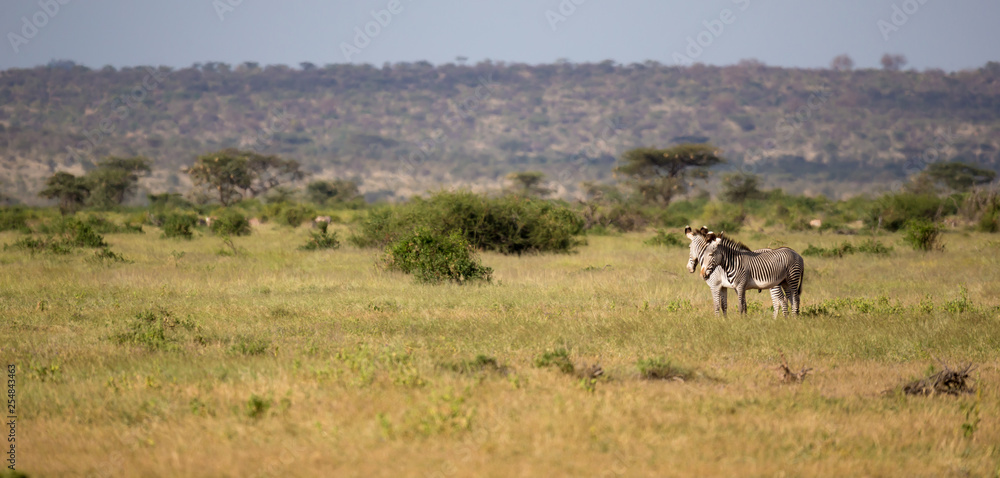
[1,60,999,204]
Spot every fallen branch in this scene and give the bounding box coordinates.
[902,360,976,396]
[776,351,812,383]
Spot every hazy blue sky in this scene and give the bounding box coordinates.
[2,0,998,71]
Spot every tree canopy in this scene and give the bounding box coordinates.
[615,143,725,204]
[85,156,151,208]
[40,171,90,215]
[506,171,552,198]
[721,172,765,204]
[186,149,304,206]
[921,161,996,192]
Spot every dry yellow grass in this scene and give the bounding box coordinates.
[2,225,999,477]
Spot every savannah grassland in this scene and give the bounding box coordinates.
[2,222,1000,477]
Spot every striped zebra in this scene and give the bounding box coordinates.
[685,226,787,316]
[700,231,804,316]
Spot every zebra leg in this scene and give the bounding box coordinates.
[737,286,748,315]
[720,287,728,315]
[769,286,787,319]
[790,281,801,315]
[711,285,723,315]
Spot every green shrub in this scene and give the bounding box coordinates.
[351,191,585,255]
[75,215,143,234]
[699,201,743,233]
[87,247,132,265]
[904,219,943,251]
[4,236,73,255]
[644,229,684,247]
[229,336,271,356]
[282,203,316,228]
[66,221,107,248]
[802,239,892,258]
[263,201,316,228]
[161,212,197,239]
[382,228,492,284]
[978,204,999,233]
[534,348,574,374]
[637,357,694,381]
[441,355,508,375]
[867,193,950,232]
[110,308,196,351]
[244,394,273,420]
[0,207,31,233]
[211,209,252,236]
[300,222,341,250]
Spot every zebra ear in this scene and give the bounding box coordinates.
[706,232,716,242]
[684,225,694,239]
[699,226,709,234]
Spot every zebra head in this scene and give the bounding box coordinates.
[700,232,724,279]
[684,225,711,274]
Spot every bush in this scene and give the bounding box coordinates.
[534,348,574,374]
[699,201,743,233]
[644,229,685,247]
[263,202,316,228]
[802,239,892,258]
[229,336,271,356]
[211,209,252,236]
[0,207,31,233]
[4,236,73,255]
[110,308,196,351]
[441,355,508,375]
[351,191,585,255]
[66,221,107,248]
[87,247,132,265]
[904,219,943,251]
[637,357,694,381]
[867,193,951,232]
[299,222,341,250]
[978,204,999,233]
[161,212,197,239]
[382,228,492,284]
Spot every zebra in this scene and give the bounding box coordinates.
[684,226,787,316]
[700,231,804,317]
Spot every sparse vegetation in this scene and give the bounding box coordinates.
[3,210,1000,477]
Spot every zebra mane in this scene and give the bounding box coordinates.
[718,235,752,252]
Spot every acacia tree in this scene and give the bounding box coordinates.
[830,54,854,71]
[921,161,996,192]
[721,172,764,204]
[306,179,361,205]
[85,156,151,208]
[40,171,90,215]
[186,149,304,206]
[615,144,725,205]
[506,171,552,197]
